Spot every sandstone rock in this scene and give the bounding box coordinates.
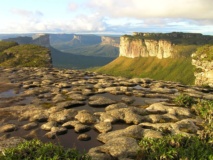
[48,109,77,123]
[62,120,79,129]
[97,125,144,143]
[106,107,149,124]
[75,110,97,124]
[93,137,140,159]
[22,122,38,130]
[121,97,134,104]
[142,129,163,138]
[51,126,67,135]
[89,96,116,107]
[105,103,128,111]
[45,131,56,139]
[41,121,57,131]
[67,93,87,101]
[57,100,85,108]
[74,124,90,133]
[99,113,118,123]
[88,147,113,160]
[0,124,17,133]
[77,134,91,141]
[94,122,112,133]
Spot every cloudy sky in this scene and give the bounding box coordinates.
[1,0,213,35]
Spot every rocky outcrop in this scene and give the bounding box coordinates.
[101,36,120,47]
[192,45,213,87]
[119,36,173,59]
[70,34,101,46]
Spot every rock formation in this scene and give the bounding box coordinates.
[119,36,173,59]
[101,36,120,47]
[192,45,213,87]
[119,32,213,59]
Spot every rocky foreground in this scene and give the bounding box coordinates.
[0,67,213,159]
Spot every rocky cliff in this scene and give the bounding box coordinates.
[119,36,173,59]
[101,36,120,47]
[192,45,213,87]
[70,34,101,46]
[119,32,213,59]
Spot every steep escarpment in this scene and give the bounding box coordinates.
[120,32,213,59]
[120,37,173,59]
[192,45,213,87]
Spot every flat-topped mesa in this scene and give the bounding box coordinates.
[100,36,120,47]
[119,32,213,59]
[119,35,173,59]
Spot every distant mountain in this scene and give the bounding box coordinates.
[50,34,120,58]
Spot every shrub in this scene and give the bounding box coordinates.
[174,93,195,107]
[138,135,213,160]
[0,139,91,160]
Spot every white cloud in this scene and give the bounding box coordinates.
[87,0,213,20]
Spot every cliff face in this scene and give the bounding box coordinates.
[70,34,101,46]
[101,36,120,47]
[192,45,213,87]
[119,36,173,59]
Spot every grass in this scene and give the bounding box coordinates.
[0,139,91,160]
[138,134,213,160]
[0,41,18,52]
[96,56,195,85]
[192,45,213,61]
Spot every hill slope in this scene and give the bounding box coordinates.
[0,43,52,67]
[96,56,195,85]
[50,47,115,69]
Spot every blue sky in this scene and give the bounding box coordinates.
[1,0,213,35]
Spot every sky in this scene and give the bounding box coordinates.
[0,0,213,35]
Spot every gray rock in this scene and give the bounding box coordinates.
[89,96,116,107]
[94,122,112,133]
[75,110,97,124]
[41,121,57,131]
[77,134,91,141]
[22,122,38,130]
[0,124,17,133]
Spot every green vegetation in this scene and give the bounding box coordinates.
[138,135,213,160]
[0,139,90,160]
[0,44,52,67]
[0,41,18,52]
[174,93,195,107]
[96,56,195,85]
[193,45,213,61]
